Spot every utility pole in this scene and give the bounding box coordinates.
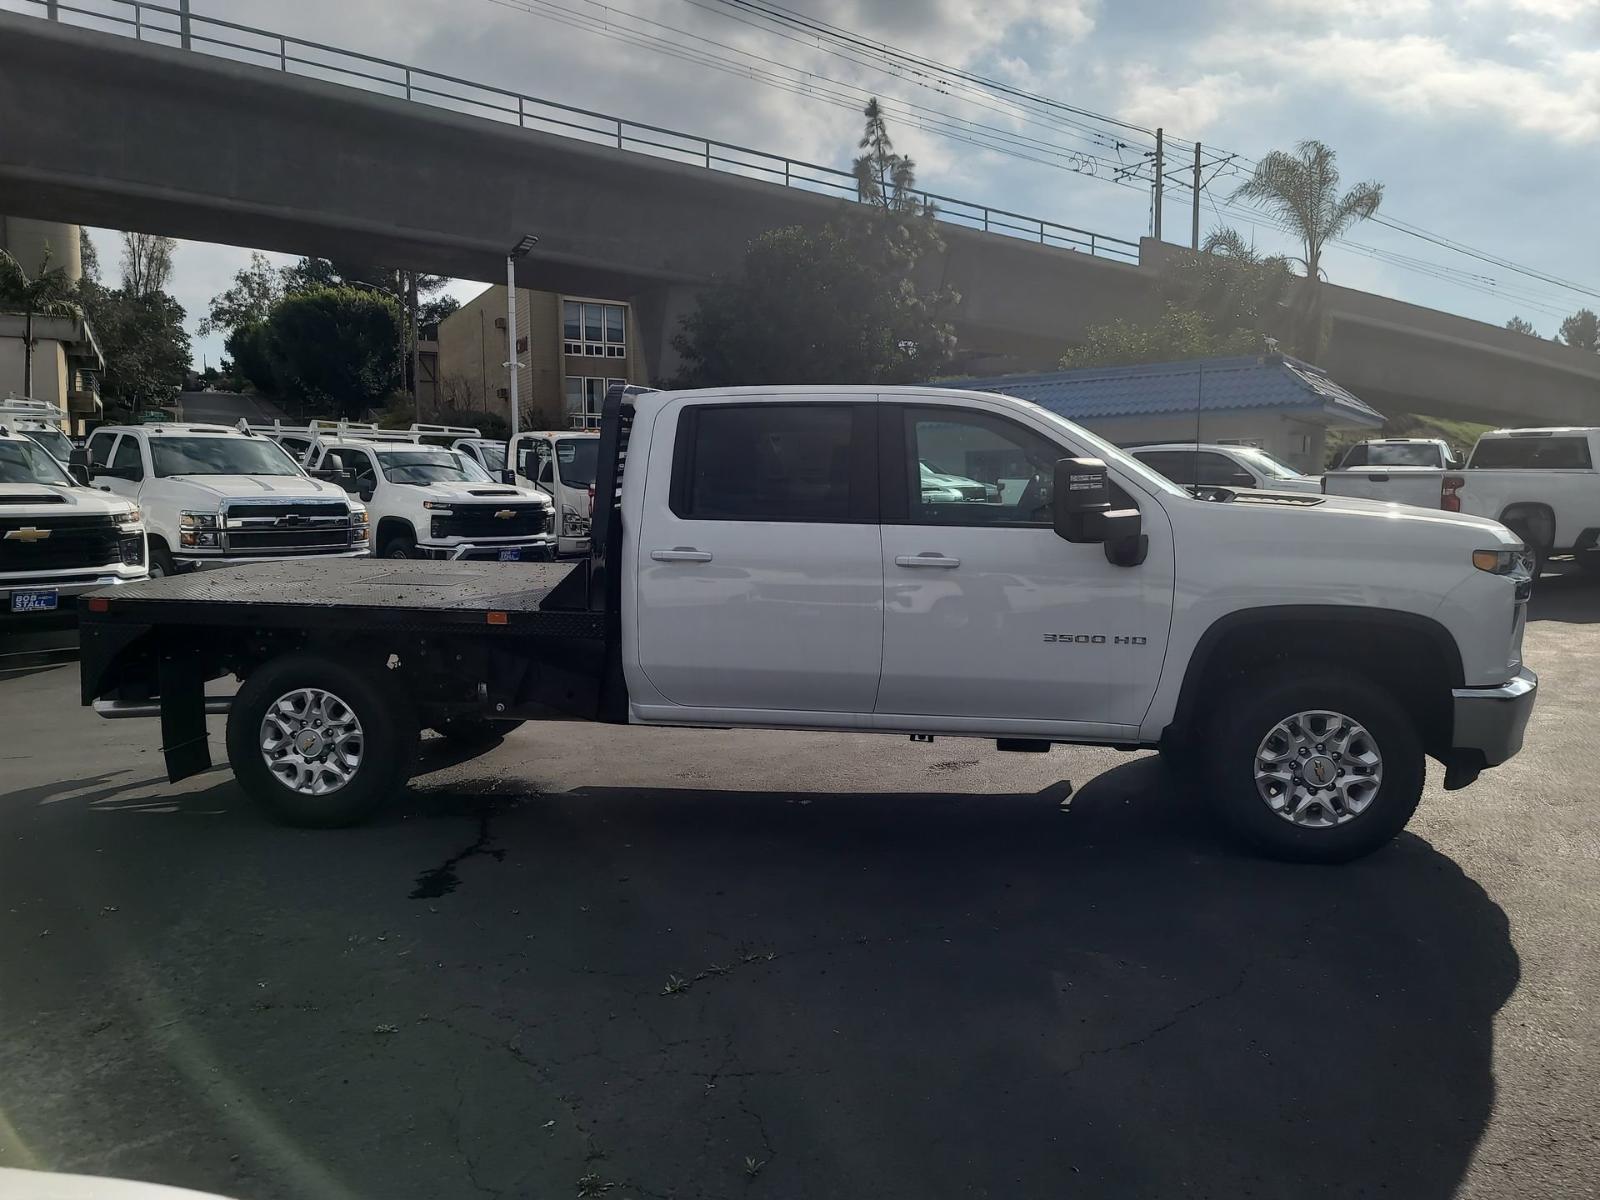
[505,236,539,438]
[1152,127,1164,242]
[397,271,408,404]
[1192,141,1203,251]
[179,0,191,49]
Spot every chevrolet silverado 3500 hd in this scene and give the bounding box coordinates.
[78,385,1537,862]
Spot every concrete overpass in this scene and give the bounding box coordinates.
[2,7,1597,427]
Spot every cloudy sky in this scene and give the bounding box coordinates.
[53,0,1600,366]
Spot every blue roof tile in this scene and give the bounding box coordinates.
[938,355,1384,427]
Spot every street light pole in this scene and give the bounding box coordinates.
[504,235,538,437]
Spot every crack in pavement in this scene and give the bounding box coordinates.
[410,805,506,899]
[1061,964,1256,1077]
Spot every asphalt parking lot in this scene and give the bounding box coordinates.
[2,574,1598,1200]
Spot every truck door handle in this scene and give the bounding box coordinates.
[895,553,961,568]
[651,547,713,563]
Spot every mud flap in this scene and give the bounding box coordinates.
[159,652,212,782]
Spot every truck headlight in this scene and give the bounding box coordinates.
[351,509,370,542]
[179,511,220,530]
[561,506,589,536]
[1473,548,1534,577]
[114,506,142,527]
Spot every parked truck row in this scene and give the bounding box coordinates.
[77,384,1538,864]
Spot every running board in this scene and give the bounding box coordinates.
[94,697,232,720]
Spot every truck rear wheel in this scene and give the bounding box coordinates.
[226,655,418,828]
[1202,670,1424,863]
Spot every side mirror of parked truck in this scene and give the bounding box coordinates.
[1054,457,1147,567]
[67,446,92,487]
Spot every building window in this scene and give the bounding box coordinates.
[563,299,628,358]
[564,376,627,428]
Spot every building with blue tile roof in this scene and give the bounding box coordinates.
[938,354,1384,473]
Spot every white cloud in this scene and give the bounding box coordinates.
[1223,32,1600,142]
[1119,69,1274,135]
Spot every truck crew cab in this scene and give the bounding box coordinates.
[79,385,1537,863]
[0,419,146,624]
[304,424,554,561]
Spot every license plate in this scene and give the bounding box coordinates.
[10,589,59,613]
[498,549,521,562]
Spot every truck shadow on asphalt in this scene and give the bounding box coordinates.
[375,755,1521,1200]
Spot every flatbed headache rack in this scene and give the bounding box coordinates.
[77,384,652,782]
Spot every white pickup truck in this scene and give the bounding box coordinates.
[1,421,147,624]
[1323,426,1600,570]
[80,384,1538,863]
[84,422,370,576]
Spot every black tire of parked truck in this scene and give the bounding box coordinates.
[226,654,420,828]
[1203,670,1424,863]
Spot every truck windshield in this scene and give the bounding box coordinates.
[557,439,599,487]
[151,436,303,477]
[0,438,72,485]
[472,443,507,473]
[376,449,492,484]
[1232,447,1304,479]
[21,428,73,463]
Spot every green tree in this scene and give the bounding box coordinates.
[78,279,192,419]
[223,320,276,393]
[1559,309,1599,352]
[1059,305,1265,370]
[201,251,283,337]
[0,246,84,399]
[672,100,956,386]
[1505,316,1539,337]
[1229,139,1383,282]
[263,286,400,418]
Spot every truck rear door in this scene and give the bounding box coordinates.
[630,396,883,716]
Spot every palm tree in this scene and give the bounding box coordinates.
[0,246,82,399]
[1229,140,1383,282]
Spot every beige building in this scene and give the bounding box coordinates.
[434,285,648,432]
[0,217,103,432]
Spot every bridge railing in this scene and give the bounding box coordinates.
[13,0,1141,265]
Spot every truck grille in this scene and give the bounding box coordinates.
[431,505,550,539]
[0,515,121,573]
[221,500,354,556]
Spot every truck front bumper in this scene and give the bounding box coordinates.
[0,572,143,630]
[1452,667,1538,768]
[418,538,555,562]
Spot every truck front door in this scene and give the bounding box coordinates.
[875,403,1174,734]
[631,398,883,716]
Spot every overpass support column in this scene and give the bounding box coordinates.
[631,283,702,387]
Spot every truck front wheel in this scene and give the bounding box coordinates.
[226,655,419,828]
[1203,671,1424,863]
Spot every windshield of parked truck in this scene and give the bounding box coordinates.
[151,436,303,477]
[0,438,73,485]
[1233,447,1305,479]
[376,448,492,485]
[471,442,506,474]
[1343,443,1444,467]
[1469,435,1594,469]
[556,438,599,488]
[21,428,74,463]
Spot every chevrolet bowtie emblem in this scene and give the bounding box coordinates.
[494,509,516,520]
[3,526,51,543]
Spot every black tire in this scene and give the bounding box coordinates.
[382,533,418,559]
[1202,670,1424,863]
[431,716,525,745]
[148,539,177,579]
[226,654,419,828]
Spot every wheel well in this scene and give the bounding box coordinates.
[1169,609,1461,757]
[375,516,416,548]
[1498,502,1555,550]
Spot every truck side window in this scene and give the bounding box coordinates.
[537,443,554,486]
[671,404,868,523]
[87,431,116,468]
[111,436,145,480]
[900,408,1062,527]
